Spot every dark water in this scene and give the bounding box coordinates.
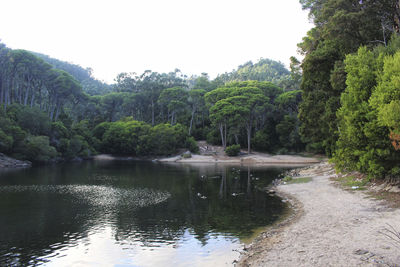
[0,160,292,266]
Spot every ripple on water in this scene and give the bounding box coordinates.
[0,185,171,209]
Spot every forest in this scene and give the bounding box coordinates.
[1,0,400,180]
[0,43,302,162]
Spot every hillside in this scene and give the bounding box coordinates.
[33,52,112,95]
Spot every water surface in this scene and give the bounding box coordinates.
[0,161,291,266]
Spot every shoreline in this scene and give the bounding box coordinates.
[93,153,321,165]
[237,162,400,266]
[0,153,31,169]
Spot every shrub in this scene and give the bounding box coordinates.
[15,106,51,135]
[23,136,57,162]
[0,129,13,152]
[225,144,241,156]
[185,137,199,153]
[206,128,221,145]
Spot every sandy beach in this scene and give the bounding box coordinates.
[238,162,400,266]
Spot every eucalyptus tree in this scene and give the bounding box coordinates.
[188,89,206,135]
[114,69,186,125]
[205,87,231,149]
[100,92,127,122]
[46,69,83,121]
[158,87,188,125]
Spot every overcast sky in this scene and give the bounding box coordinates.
[0,0,312,83]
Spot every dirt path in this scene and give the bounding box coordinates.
[238,163,400,267]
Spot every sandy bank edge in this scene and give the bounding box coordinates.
[236,190,304,265]
[237,162,400,266]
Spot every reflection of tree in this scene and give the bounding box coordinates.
[0,189,96,266]
[0,161,289,265]
[112,164,287,245]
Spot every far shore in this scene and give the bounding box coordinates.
[157,153,321,165]
[93,152,321,165]
[94,141,322,166]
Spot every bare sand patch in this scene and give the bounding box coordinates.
[238,162,400,266]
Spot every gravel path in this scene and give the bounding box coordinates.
[238,163,400,267]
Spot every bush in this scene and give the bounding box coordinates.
[102,119,150,155]
[225,144,241,156]
[15,106,51,135]
[0,129,13,152]
[253,130,272,152]
[185,136,199,153]
[206,128,221,145]
[23,136,57,162]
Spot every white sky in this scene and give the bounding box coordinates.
[0,0,312,83]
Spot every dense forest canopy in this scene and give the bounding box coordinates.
[0,42,302,163]
[1,0,400,180]
[33,52,112,96]
[298,0,400,178]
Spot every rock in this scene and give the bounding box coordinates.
[354,249,369,255]
[0,153,32,169]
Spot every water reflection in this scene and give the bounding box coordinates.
[0,161,293,266]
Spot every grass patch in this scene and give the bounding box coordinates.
[283,176,312,184]
[337,175,369,190]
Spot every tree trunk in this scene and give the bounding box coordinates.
[246,122,252,154]
[0,77,3,105]
[50,105,55,121]
[219,123,225,149]
[24,86,29,106]
[55,104,61,121]
[151,99,155,126]
[224,123,227,150]
[171,111,175,125]
[234,134,239,145]
[189,108,196,135]
[30,92,35,107]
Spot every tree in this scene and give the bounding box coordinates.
[188,89,206,135]
[298,0,400,155]
[158,87,188,125]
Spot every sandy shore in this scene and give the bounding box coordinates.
[238,162,400,266]
[157,153,320,165]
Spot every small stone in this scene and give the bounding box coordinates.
[354,249,369,255]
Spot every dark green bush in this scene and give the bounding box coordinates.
[225,144,241,156]
[206,128,221,145]
[185,136,199,153]
[0,129,13,152]
[23,136,57,162]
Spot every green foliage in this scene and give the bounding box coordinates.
[0,40,307,163]
[206,128,221,145]
[0,129,13,152]
[15,106,51,135]
[253,130,273,152]
[275,115,303,152]
[102,119,150,155]
[225,144,241,157]
[216,58,299,90]
[185,137,199,153]
[298,0,400,156]
[334,41,400,178]
[139,123,184,156]
[23,136,57,163]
